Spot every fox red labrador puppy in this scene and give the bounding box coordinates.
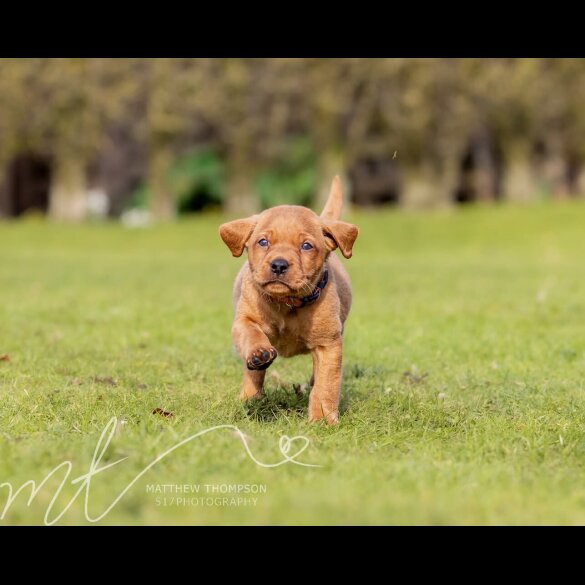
[219,177,358,424]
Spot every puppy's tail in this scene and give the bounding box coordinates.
[320,175,344,221]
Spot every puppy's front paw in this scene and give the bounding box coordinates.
[308,402,339,425]
[246,347,277,371]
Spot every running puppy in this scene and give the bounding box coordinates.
[219,177,358,424]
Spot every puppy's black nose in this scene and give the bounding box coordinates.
[271,258,289,275]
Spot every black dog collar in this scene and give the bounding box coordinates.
[269,270,329,309]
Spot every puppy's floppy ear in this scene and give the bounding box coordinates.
[322,219,359,259]
[219,216,257,257]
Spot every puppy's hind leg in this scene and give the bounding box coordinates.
[309,341,342,424]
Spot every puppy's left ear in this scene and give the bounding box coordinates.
[219,216,258,257]
[322,220,359,259]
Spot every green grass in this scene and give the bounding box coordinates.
[2,202,585,525]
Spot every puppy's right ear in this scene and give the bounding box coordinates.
[219,216,257,257]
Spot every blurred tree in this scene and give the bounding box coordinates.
[220,58,268,215]
[190,58,272,215]
[487,58,542,202]
[534,58,585,198]
[457,59,507,202]
[371,58,474,207]
[0,58,142,221]
[143,58,209,220]
[4,57,585,218]
[34,58,100,221]
[303,58,359,209]
[0,59,29,216]
[84,61,145,216]
[145,58,178,221]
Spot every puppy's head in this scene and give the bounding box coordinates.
[219,177,358,298]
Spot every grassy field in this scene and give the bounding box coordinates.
[2,202,585,525]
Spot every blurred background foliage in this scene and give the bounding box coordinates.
[1,58,585,222]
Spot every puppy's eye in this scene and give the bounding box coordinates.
[258,238,269,248]
[301,242,313,251]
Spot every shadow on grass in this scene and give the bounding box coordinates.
[245,384,309,423]
[245,376,356,423]
[243,362,383,423]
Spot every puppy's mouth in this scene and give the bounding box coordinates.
[259,279,296,295]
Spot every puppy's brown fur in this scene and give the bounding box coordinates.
[219,177,358,424]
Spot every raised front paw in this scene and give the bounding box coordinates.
[246,347,277,371]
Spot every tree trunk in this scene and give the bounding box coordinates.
[400,163,434,209]
[473,165,499,203]
[316,150,349,213]
[503,144,537,202]
[542,138,570,199]
[575,165,585,198]
[48,155,88,222]
[148,141,175,221]
[401,157,457,209]
[225,165,258,216]
[436,156,459,207]
[471,128,499,202]
[0,178,10,218]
